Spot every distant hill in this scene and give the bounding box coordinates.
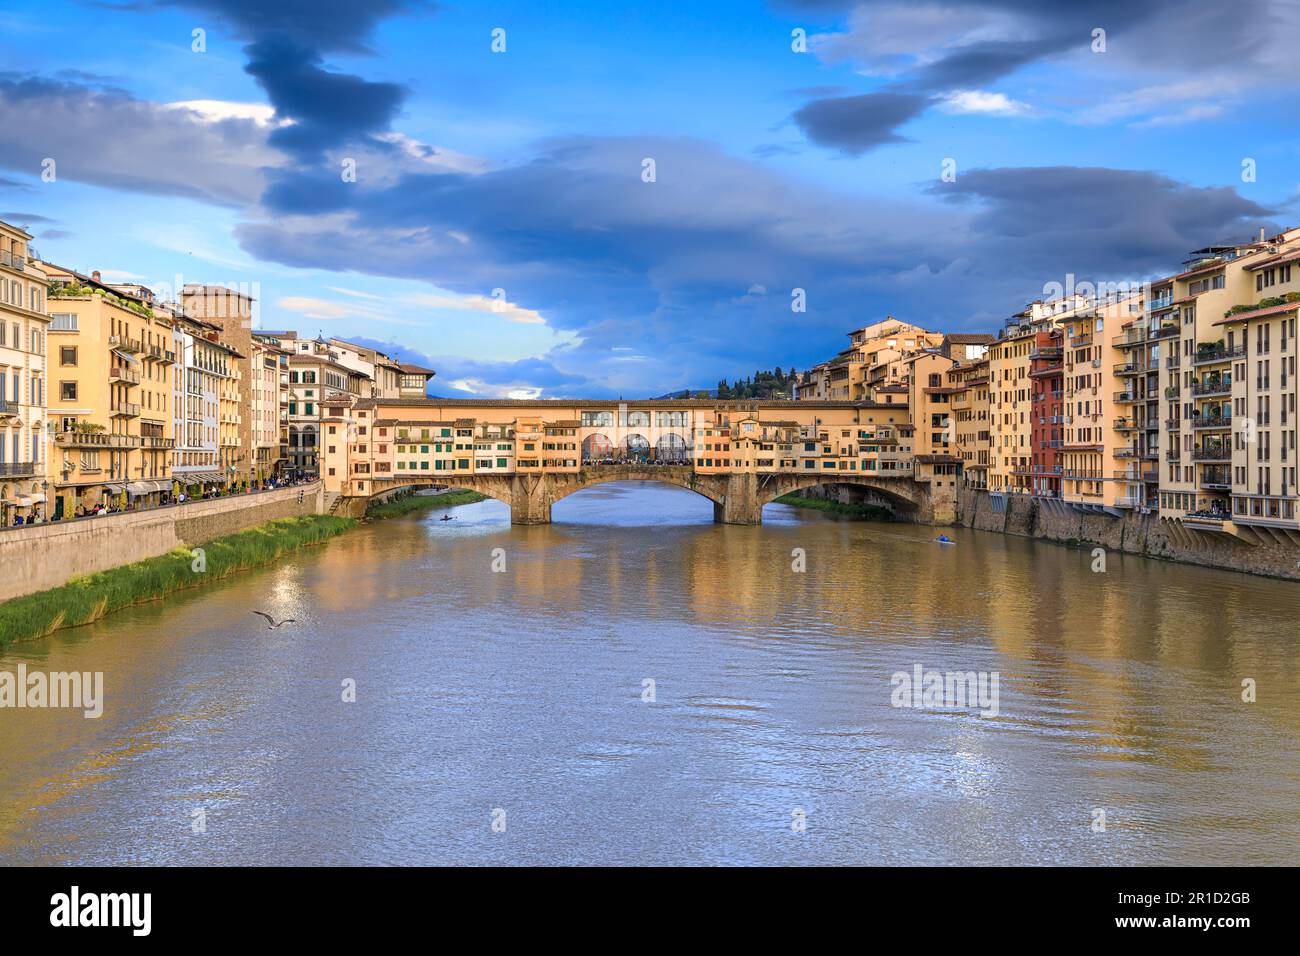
[650,388,715,400]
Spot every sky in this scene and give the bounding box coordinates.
[1,0,1297,398]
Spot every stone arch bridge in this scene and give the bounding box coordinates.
[339,465,945,525]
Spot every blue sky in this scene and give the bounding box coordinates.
[2,0,1296,397]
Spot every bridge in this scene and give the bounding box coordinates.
[320,397,957,525]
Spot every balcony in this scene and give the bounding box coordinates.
[1070,333,1094,347]
[1191,445,1231,461]
[1113,447,1138,459]
[1150,324,1179,340]
[144,344,177,365]
[0,461,38,478]
[1199,468,1232,489]
[110,401,141,418]
[0,249,27,273]
[0,399,18,420]
[1113,390,1140,403]
[109,365,141,386]
[1113,362,1142,376]
[109,334,143,353]
[1191,413,1232,430]
[1111,331,1147,349]
[1113,418,1138,431]
[1192,344,1245,366]
[1191,378,1231,397]
[55,430,140,448]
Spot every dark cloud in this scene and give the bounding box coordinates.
[244,38,407,158]
[786,0,1291,152]
[146,1,430,164]
[39,229,75,240]
[928,166,1278,277]
[791,91,931,154]
[0,211,55,224]
[155,0,434,53]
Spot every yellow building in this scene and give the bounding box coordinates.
[947,358,991,489]
[907,350,963,494]
[987,326,1035,494]
[0,219,50,523]
[1059,294,1145,512]
[41,266,175,515]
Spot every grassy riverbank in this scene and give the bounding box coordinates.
[0,515,355,646]
[773,493,893,521]
[366,489,489,519]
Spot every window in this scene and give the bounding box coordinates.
[60,381,77,401]
[60,346,77,366]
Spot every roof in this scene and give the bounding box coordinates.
[1213,300,1300,326]
[944,333,996,345]
[351,397,905,411]
[1245,247,1300,271]
[0,218,34,240]
[399,363,437,375]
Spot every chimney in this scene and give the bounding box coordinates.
[1260,227,1266,242]
[91,270,101,282]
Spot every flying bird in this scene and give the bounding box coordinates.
[252,611,296,629]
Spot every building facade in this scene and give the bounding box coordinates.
[0,220,50,523]
[42,266,175,515]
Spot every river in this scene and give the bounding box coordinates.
[1,481,1296,865]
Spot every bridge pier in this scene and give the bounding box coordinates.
[712,473,763,525]
[509,475,554,525]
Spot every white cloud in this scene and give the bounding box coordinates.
[1130,103,1227,129]
[939,90,1031,116]
[277,296,351,320]
[402,291,547,325]
[166,100,285,127]
[446,377,543,400]
[372,132,489,175]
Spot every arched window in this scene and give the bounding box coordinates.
[626,410,651,427]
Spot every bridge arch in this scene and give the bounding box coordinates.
[367,477,514,507]
[757,475,923,511]
[546,468,724,508]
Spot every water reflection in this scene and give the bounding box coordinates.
[0,481,1296,865]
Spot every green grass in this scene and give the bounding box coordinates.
[0,515,356,646]
[366,489,489,519]
[773,493,894,521]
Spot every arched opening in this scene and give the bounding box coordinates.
[620,433,650,462]
[763,480,915,521]
[551,479,717,526]
[655,432,689,463]
[582,433,613,463]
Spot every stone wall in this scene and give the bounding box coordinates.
[956,486,1300,580]
[0,483,324,602]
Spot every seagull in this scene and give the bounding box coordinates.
[252,611,296,629]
